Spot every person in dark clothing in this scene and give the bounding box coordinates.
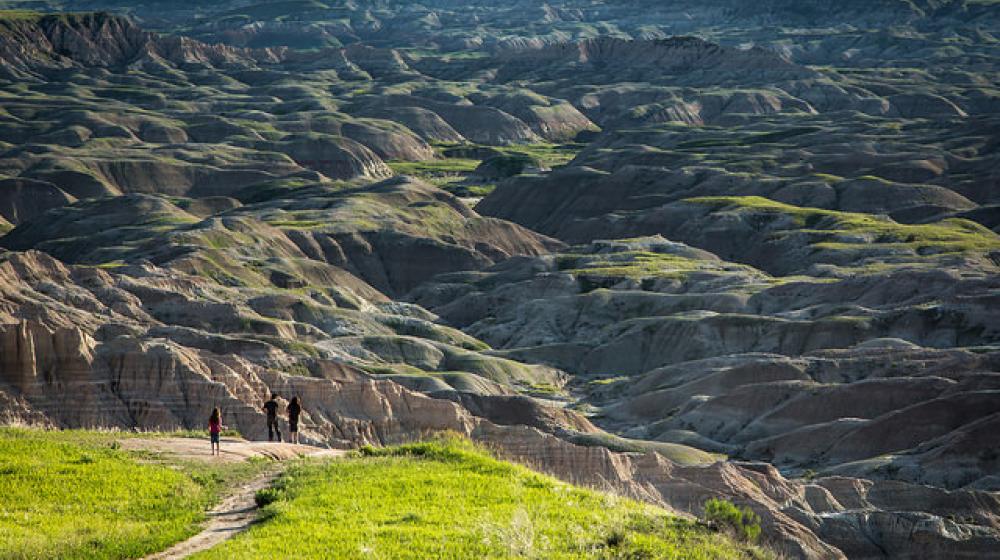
[263,393,281,442]
[287,396,302,444]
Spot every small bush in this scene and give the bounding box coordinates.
[605,528,626,548]
[255,488,282,508]
[72,454,96,464]
[703,498,762,543]
[398,512,422,523]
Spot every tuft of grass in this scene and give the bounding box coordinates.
[193,436,765,559]
[703,499,762,544]
[811,173,843,184]
[0,428,269,560]
[255,488,282,508]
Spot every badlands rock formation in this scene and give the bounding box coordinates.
[4,248,996,559]
[0,1,998,558]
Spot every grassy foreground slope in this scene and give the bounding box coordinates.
[0,429,266,560]
[195,438,766,560]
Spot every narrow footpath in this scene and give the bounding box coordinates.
[129,438,344,559]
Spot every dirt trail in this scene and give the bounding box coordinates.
[120,436,341,463]
[136,438,345,559]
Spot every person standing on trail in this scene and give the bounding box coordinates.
[208,407,223,456]
[287,396,302,444]
[263,394,282,442]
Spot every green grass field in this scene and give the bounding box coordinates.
[193,437,766,559]
[0,428,267,560]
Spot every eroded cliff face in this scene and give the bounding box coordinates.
[0,12,276,80]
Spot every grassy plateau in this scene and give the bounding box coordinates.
[193,437,765,560]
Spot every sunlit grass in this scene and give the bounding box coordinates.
[388,143,581,199]
[503,142,582,168]
[0,428,268,560]
[687,196,1000,254]
[194,437,766,559]
[558,250,710,279]
[387,158,481,176]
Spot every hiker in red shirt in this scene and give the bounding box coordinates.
[208,407,223,456]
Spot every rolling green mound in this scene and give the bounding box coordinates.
[193,437,766,560]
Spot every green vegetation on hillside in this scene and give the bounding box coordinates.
[388,143,582,198]
[0,428,268,560]
[0,10,43,22]
[565,431,725,465]
[387,157,488,196]
[193,437,765,560]
[703,499,762,544]
[558,250,714,280]
[388,157,481,175]
[503,142,582,168]
[675,127,822,150]
[687,196,1000,254]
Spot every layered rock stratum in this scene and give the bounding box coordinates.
[0,2,998,558]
